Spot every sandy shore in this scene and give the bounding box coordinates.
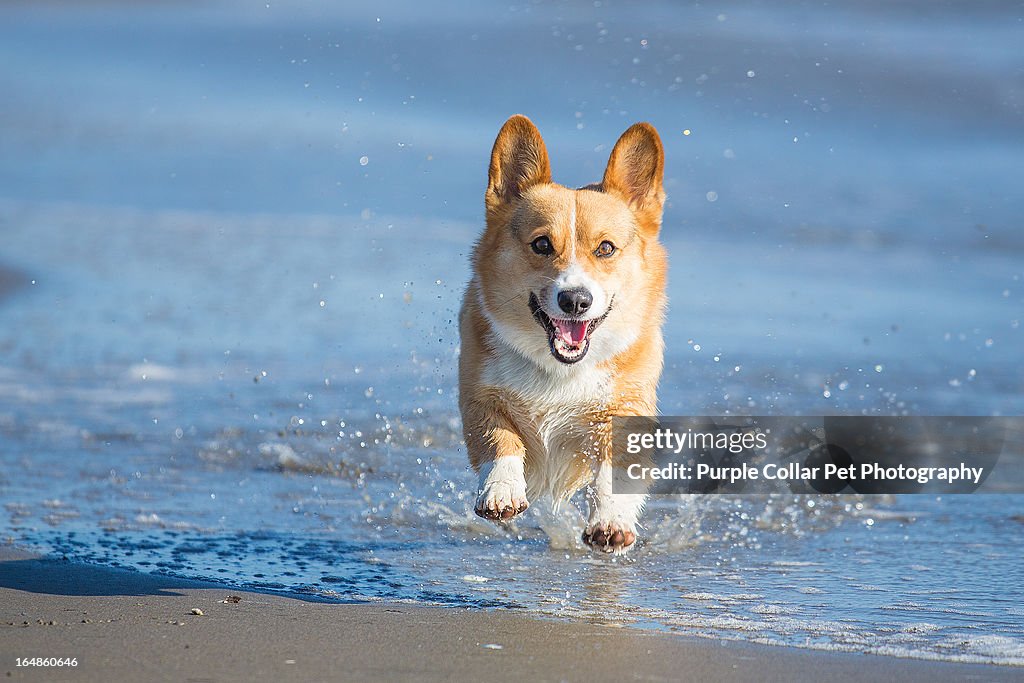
[0,546,1017,682]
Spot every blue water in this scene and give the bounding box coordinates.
[1,0,1022,666]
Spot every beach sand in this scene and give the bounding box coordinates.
[1,546,1016,682]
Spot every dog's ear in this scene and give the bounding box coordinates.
[602,123,665,232]
[486,115,551,212]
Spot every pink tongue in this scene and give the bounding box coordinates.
[554,319,589,345]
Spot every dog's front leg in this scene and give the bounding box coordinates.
[475,454,528,521]
[463,397,530,521]
[583,458,647,554]
[582,419,648,554]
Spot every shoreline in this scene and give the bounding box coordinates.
[1,545,1019,682]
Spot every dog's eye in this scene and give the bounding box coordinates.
[531,236,554,255]
[595,240,617,257]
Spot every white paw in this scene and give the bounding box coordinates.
[474,457,529,521]
[583,463,645,553]
[582,517,637,554]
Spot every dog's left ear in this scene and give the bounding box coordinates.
[602,123,665,233]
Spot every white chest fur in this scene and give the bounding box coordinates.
[481,336,611,500]
[481,337,611,410]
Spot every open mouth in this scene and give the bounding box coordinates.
[529,293,612,364]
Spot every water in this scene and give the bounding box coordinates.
[1,0,1022,667]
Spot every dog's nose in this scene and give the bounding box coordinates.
[557,288,593,317]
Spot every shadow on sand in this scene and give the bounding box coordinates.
[0,550,356,603]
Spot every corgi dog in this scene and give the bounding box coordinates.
[459,115,667,554]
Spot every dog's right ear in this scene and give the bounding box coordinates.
[486,115,551,213]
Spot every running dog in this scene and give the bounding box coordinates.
[459,115,667,553]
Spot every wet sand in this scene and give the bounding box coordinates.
[1,546,1017,682]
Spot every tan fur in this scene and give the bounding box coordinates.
[459,115,667,551]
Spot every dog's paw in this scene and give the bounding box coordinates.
[582,520,637,554]
[474,479,529,521]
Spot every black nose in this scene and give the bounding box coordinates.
[557,288,593,317]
